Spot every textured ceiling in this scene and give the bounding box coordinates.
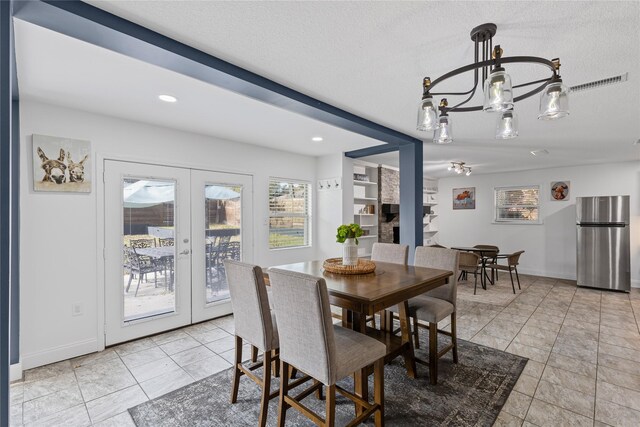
[33,1,640,175]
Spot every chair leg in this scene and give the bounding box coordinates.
[230,336,243,403]
[251,345,259,363]
[412,315,420,349]
[509,268,516,294]
[429,322,438,385]
[134,274,142,297]
[258,350,272,427]
[277,361,289,427]
[273,349,280,378]
[374,358,385,427]
[451,313,459,364]
[473,271,478,295]
[126,273,134,293]
[515,266,521,290]
[325,384,336,427]
[312,379,323,400]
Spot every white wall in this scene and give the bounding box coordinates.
[437,162,640,286]
[316,153,350,260]
[20,100,319,369]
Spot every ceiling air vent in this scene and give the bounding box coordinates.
[570,72,628,93]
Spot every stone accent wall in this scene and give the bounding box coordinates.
[378,166,399,243]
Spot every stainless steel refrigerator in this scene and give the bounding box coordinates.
[576,195,630,292]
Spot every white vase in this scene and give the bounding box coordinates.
[342,238,358,266]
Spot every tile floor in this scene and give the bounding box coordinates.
[9,274,640,426]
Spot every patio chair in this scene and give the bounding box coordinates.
[123,245,164,296]
[486,250,525,294]
[458,251,482,295]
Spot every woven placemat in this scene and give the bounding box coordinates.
[323,258,376,275]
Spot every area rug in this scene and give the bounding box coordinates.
[129,336,527,427]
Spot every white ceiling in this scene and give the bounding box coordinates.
[13,19,380,157]
[17,1,640,177]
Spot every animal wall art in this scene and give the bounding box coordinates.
[33,134,91,193]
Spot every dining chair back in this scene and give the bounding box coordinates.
[268,268,385,426]
[371,242,409,265]
[416,246,459,306]
[486,250,525,294]
[158,237,174,247]
[224,259,280,427]
[458,251,482,294]
[369,242,408,329]
[130,238,156,248]
[224,259,276,353]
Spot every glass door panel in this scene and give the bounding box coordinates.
[122,178,176,322]
[192,171,252,323]
[105,161,191,346]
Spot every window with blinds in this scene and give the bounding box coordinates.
[269,179,312,249]
[495,186,540,223]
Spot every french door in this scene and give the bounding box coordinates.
[104,160,252,345]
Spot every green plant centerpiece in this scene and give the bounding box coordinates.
[336,223,364,244]
[336,223,363,266]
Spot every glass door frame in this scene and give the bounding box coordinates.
[191,169,253,323]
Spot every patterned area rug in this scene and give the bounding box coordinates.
[129,336,526,427]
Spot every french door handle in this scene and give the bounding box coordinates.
[179,249,191,255]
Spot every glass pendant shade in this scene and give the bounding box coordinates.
[538,81,569,120]
[433,115,453,144]
[417,96,438,131]
[495,110,519,139]
[483,69,514,112]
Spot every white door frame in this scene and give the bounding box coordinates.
[96,154,254,349]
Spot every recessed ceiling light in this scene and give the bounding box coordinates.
[158,95,177,103]
[311,136,323,142]
[530,149,549,156]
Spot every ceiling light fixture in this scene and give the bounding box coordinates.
[530,149,549,156]
[417,23,569,143]
[158,94,177,103]
[311,136,324,142]
[448,162,472,176]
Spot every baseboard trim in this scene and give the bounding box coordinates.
[518,269,639,289]
[516,268,576,281]
[10,362,22,382]
[21,338,99,370]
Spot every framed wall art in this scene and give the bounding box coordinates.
[453,187,475,210]
[550,181,570,201]
[32,134,91,193]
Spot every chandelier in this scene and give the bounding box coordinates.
[448,162,472,176]
[417,23,569,144]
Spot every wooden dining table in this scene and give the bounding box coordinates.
[266,260,452,409]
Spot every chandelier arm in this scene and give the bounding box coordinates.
[512,78,551,89]
[429,56,555,91]
[430,40,480,97]
[448,80,549,112]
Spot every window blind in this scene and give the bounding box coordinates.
[268,179,311,248]
[495,186,540,222]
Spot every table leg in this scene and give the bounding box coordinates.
[398,301,417,378]
[351,311,368,416]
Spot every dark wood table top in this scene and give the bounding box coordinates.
[267,260,452,315]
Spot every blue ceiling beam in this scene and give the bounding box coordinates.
[344,142,404,159]
[13,0,421,147]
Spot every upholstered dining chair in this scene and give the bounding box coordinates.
[224,259,281,427]
[371,242,409,265]
[393,246,459,385]
[368,242,409,329]
[486,250,525,294]
[268,268,386,427]
[458,251,482,295]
